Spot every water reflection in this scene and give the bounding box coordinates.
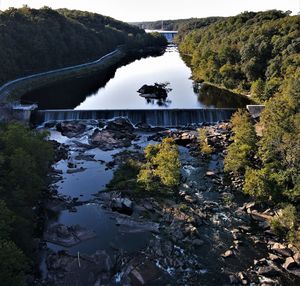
[198,83,253,108]
[145,98,172,107]
[22,46,252,110]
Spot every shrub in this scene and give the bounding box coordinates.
[270,204,297,237]
[224,109,257,174]
[137,138,180,192]
[197,128,213,156]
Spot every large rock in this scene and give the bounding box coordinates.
[90,128,135,150]
[56,121,86,137]
[44,224,96,247]
[111,197,133,215]
[257,265,280,277]
[283,257,297,270]
[121,258,170,286]
[89,118,136,150]
[115,216,160,234]
[46,250,114,285]
[106,117,134,133]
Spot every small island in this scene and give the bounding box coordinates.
[137,82,171,100]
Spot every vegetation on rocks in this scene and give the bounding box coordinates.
[0,122,53,285]
[137,138,181,192]
[197,128,213,156]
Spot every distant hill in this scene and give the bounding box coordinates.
[0,6,166,85]
[131,17,220,31]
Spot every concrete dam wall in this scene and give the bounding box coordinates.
[36,108,237,127]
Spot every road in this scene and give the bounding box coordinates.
[0,49,119,102]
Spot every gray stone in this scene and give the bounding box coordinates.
[283,257,297,270]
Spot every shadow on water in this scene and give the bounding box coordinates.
[22,68,117,109]
[198,83,253,108]
[21,49,164,110]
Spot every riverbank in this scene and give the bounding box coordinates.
[0,46,165,106]
[37,118,300,285]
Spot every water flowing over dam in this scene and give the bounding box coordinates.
[36,108,237,127]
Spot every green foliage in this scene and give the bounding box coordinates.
[244,168,270,200]
[0,240,28,286]
[258,75,300,201]
[0,200,15,240]
[270,204,297,237]
[251,78,266,102]
[197,128,213,155]
[178,10,300,100]
[137,138,181,192]
[224,109,257,174]
[0,122,53,284]
[107,159,141,191]
[0,7,166,85]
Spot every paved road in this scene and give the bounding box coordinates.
[0,49,119,102]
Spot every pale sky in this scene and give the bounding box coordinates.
[0,0,299,22]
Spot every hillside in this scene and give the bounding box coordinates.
[0,6,166,86]
[132,17,221,36]
[178,10,300,102]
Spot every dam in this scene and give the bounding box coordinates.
[35,108,237,127]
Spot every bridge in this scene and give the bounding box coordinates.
[146,30,178,43]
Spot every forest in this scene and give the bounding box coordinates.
[175,11,300,246]
[132,17,221,33]
[0,6,166,86]
[0,123,54,285]
[178,10,300,102]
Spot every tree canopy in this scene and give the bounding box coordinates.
[178,10,300,102]
[0,6,166,85]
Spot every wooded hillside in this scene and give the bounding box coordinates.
[178,10,300,102]
[0,6,166,85]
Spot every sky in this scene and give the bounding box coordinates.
[0,0,299,22]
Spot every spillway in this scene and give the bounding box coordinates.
[35,108,237,127]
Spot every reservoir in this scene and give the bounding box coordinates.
[23,46,251,110]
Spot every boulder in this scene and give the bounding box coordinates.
[106,117,134,133]
[44,224,96,247]
[89,128,135,150]
[56,121,86,137]
[122,259,169,285]
[111,198,133,215]
[46,250,114,285]
[283,257,297,270]
[115,216,160,234]
[294,252,300,265]
[257,265,280,277]
[222,250,234,258]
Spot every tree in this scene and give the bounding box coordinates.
[197,128,212,156]
[224,109,257,174]
[251,78,266,102]
[0,240,28,286]
[138,138,180,191]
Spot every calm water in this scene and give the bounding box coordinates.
[75,46,204,109]
[23,45,251,110]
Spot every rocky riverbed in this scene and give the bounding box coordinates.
[36,118,300,286]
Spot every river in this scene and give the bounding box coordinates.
[23,46,251,110]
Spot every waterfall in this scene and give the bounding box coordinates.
[35,108,237,127]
